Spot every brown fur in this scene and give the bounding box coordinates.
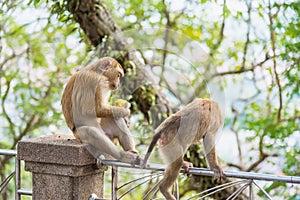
[61,57,140,165]
[143,98,224,200]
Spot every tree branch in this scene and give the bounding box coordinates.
[0,49,28,71]
[227,162,244,171]
[1,77,16,137]
[212,55,272,78]
[231,107,243,164]
[246,153,268,172]
[160,0,171,85]
[268,0,282,122]
[241,0,252,70]
[209,0,226,57]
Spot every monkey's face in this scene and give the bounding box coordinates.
[104,66,124,90]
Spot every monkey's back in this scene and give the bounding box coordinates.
[61,70,102,140]
[62,74,77,136]
[156,98,223,145]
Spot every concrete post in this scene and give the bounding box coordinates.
[18,134,105,200]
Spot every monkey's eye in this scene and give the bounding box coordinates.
[117,73,122,78]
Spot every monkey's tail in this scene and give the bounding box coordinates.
[142,131,162,168]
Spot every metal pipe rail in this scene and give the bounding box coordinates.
[2,149,299,200]
[0,149,17,156]
[97,159,300,184]
[90,158,300,200]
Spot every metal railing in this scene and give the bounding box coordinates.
[89,158,300,200]
[1,149,300,200]
[0,149,32,200]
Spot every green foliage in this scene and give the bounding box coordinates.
[0,2,88,197]
[28,0,41,6]
[0,11,85,139]
[1,0,300,199]
[130,83,156,123]
[284,147,300,176]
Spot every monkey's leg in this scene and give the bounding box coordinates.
[159,157,183,200]
[203,133,224,182]
[77,126,140,165]
[101,118,137,153]
[114,118,137,153]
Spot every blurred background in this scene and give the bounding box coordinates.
[0,0,299,199]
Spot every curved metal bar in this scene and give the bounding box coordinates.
[142,180,161,200]
[118,172,163,190]
[226,180,251,200]
[186,180,247,200]
[253,181,273,200]
[118,173,164,200]
[0,171,15,193]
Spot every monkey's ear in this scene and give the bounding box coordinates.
[100,59,113,70]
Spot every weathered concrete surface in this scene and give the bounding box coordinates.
[18,134,104,200]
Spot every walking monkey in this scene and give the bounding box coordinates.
[142,98,225,200]
[62,57,141,165]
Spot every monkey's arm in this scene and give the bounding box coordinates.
[96,105,130,118]
[94,82,130,118]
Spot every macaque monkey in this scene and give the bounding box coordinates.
[142,98,225,200]
[61,57,141,165]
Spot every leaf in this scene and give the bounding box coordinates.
[28,0,41,7]
[235,65,241,70]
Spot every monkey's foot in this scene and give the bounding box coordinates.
[134,155,144,166]
[213,169,225,183]
[127,150,138,154]
[182,161,193,172]
[127,150,145,165]
[120,151,144,166]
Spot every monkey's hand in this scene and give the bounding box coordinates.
[115,99,131,109]
[212,167,225,183]
[111,106,131,118]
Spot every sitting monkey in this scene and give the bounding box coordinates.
[142,98,225,200]
[61,57,141,165]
